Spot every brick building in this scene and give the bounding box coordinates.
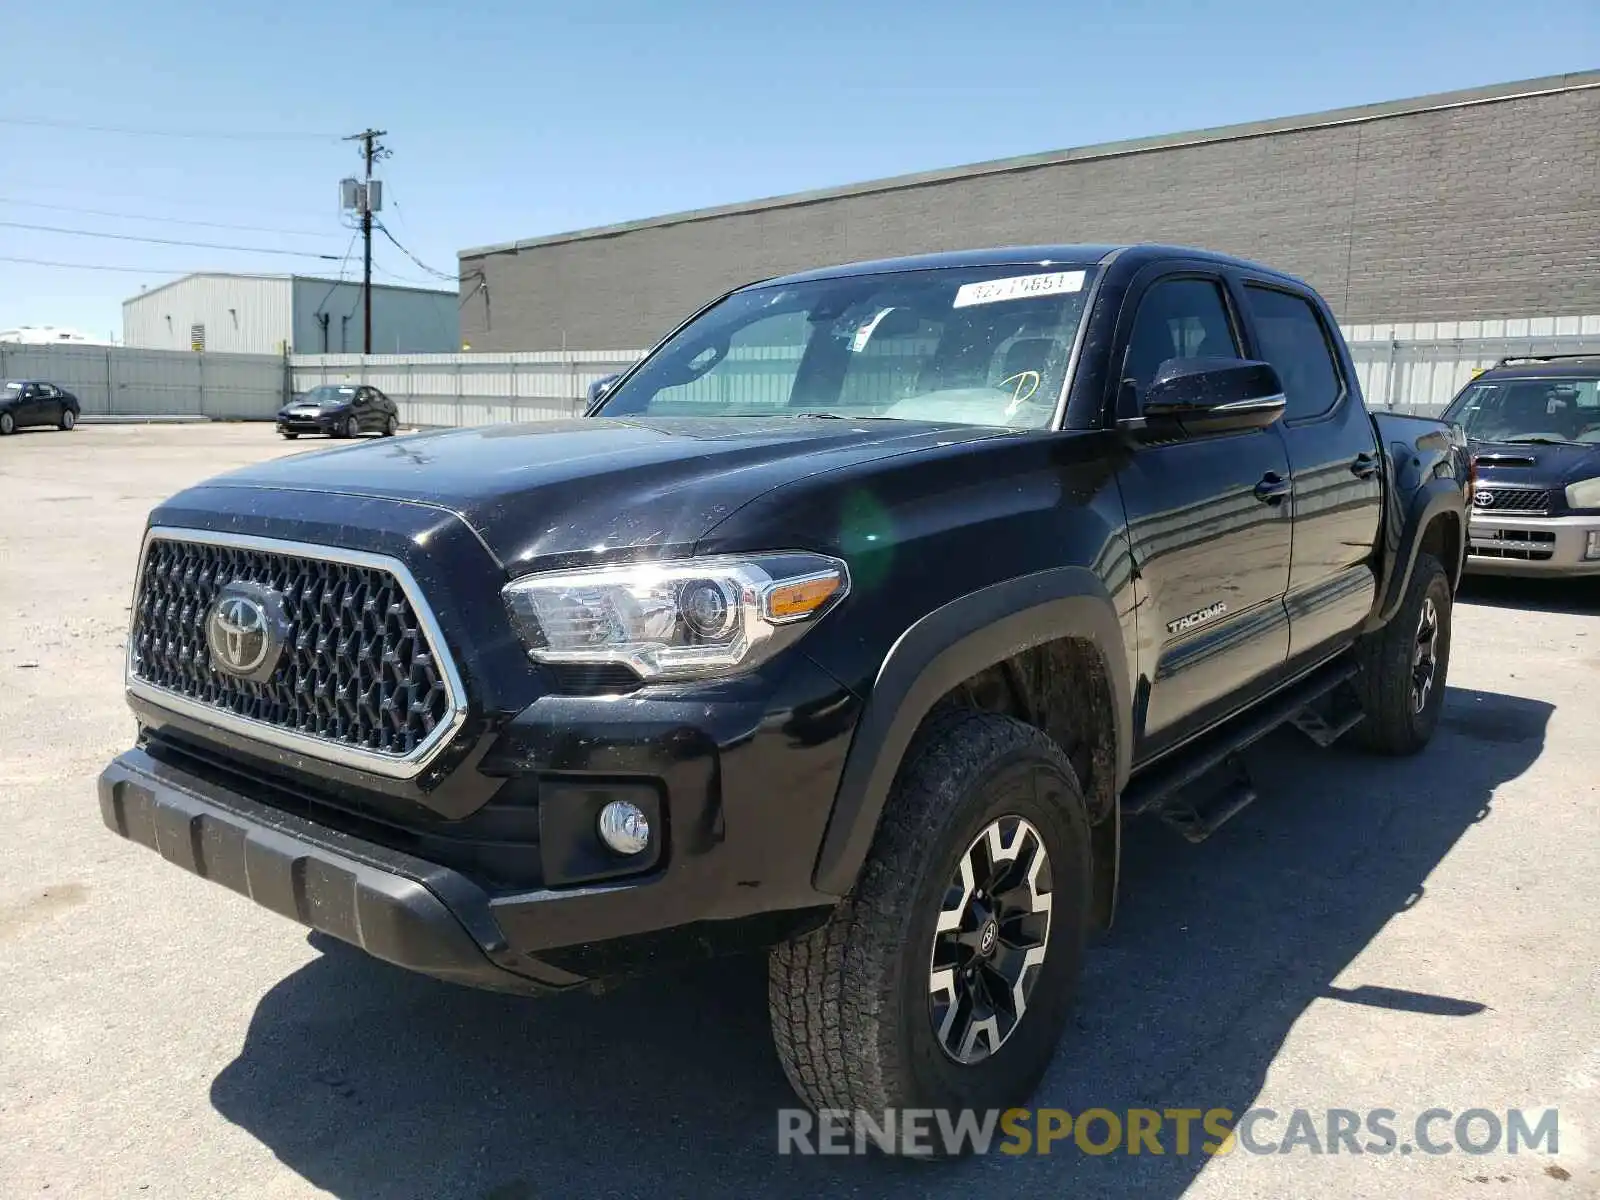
[458,72,1600,352]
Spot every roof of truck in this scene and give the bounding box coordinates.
[745,243,1307,289]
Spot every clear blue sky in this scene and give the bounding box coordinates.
[2,0,1596,339]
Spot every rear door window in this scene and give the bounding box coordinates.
[1243,286,1344,419]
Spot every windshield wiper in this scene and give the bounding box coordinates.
[1496,435,1577,445]
[791,411,899,421]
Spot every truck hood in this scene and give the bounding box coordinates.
[207,415,1010,570]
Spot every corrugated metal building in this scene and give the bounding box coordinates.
[459,72,1600,351]
[123,273,458,355]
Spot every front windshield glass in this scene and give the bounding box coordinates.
[597,265,1097,429]
[1444,375,1600,444]
[300,385,357,406]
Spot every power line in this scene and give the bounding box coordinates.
[309,232,362,352]
[374,219,457,280]
[0,219,343,259]
[372,262,445,287]
[0,254,191,274]
[0,114,342,141]
[0,195,339,238]
[311,233,362,312]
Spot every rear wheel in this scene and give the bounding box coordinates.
[58,407,76,431]
[1352,551,1452,754]
[768,710,1090,1149]
[0,411,14,436]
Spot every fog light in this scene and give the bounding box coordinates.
[1586,530,1600,561]
[597,800,651,856]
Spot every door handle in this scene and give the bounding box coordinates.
[1351,452,1380,479]
[1254,472,1292,503]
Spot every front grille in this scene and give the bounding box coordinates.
[1474,488,1552,513]
[130,533,456,762]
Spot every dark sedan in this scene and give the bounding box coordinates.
[276,385,400,439]
[1,379,80,435]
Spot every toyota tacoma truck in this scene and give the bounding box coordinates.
[100,244,1468,1130]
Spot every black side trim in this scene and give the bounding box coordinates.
[812,566,1131,895]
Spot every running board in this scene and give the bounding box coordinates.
[1122,657,1360,820]
[1159,756,1259,844]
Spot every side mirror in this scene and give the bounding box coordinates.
[1125,357,1286,438]
[585,373,622,408]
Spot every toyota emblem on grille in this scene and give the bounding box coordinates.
[1473,490,1494,507]
[205,583,289,681]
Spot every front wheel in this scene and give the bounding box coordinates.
[342,415,361,439]
[279,430,298,440]
[382,414,398,436]
[59,407,76,431]
[1351,551,1452,754]
[768,710,1090,1145]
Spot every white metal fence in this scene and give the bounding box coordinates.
[9,318,1600,425]
[289,351,647,426]
[1345,316,1600,417]
[0,342,286,419]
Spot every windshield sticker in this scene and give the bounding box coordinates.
[850,307,895,353]
[953,270,1085,309]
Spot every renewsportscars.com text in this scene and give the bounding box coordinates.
[777,1106,1561,1158]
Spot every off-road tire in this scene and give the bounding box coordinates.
[1351,551,1452,754]
[768,709,1090,1148]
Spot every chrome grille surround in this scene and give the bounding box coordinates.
[126,527,468,779]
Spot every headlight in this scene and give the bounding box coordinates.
[1566,476,1600,509]
[502,553,849,682]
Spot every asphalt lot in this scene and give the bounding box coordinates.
[1,423,1597,1199]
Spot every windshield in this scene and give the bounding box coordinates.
[1444,375,1600,444]
[596,265,1097,429]
[298,385,357,406]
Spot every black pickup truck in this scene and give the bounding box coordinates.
[100,244,1468,1129]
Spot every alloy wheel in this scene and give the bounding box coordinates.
[1411,596,1439,714]
[928,815,1053,1065]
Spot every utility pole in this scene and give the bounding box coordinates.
[342,128,388,354]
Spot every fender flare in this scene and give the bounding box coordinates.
[1368,478,1464,631]
[811,566,1132,896]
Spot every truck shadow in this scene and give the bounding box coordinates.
[1457,574,1598,616]
[210,684,1551,1200]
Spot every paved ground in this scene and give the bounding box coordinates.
[1,423,1596,1199]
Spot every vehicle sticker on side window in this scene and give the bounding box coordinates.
[953,270,1085,309]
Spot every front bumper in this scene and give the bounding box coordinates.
[104,653,859,988]
[100,747,580,993]
[276,412,342,434]
[1464,512,1600,576]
